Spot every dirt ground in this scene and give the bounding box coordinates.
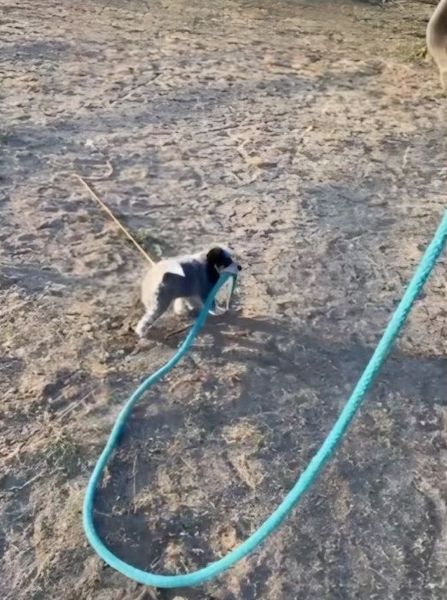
[1,0,447,598]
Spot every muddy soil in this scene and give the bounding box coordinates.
[1,1,447,599]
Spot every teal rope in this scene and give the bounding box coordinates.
[83,210,447,588]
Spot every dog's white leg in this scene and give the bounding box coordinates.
[134,308,156,338]
[134,293,171,338]
[173,298,188,316]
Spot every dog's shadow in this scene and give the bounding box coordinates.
[120,305,279,353]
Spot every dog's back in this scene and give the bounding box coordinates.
[141,253,210,307]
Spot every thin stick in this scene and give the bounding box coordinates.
[165,324,190,339]
[56,389,94,420]
[132,455,137,512]
[73,174,155,266]
[5,471,45,494]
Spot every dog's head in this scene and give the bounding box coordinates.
[206,246,242,275]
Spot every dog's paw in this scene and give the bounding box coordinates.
[134,321,146,338]
[209,306,226,317]
[173,298,188,316]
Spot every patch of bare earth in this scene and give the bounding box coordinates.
[1,1,447,599]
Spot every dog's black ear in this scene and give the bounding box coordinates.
[207,247,225,266]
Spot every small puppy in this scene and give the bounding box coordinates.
[134,246,241,338]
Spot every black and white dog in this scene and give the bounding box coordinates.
[134,246,241,338]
